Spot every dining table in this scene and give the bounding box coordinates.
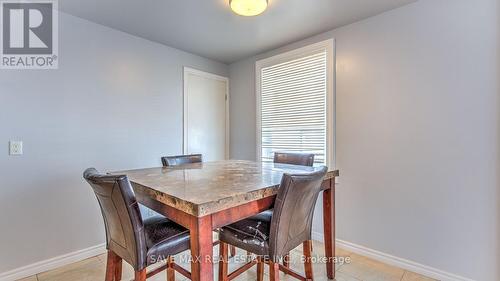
[114,160,339,281]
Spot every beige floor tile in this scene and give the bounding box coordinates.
[148,270,187,281]
[37,257,105,281]
[332,271,363,281]
[402,271,438,281]
[266,265,360,281]
[15,276,38,281]
[97,252,107,264]
[338,255,405,281]
[119,261,136,280]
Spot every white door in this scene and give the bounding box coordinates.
[184,67,229,161]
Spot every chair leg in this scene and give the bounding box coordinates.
[256,257,264,281]
[303,240,314,280]
[218,242,229,281]
[105,250,118,281]
[167,256,175,281]
[114,255,122,281]
[269,261,280,281]
[134,269,146,281]
[283,252,290,269]
[230,245,236,257]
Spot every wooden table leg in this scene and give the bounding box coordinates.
[190,215,214,281]
[323,178,336,279]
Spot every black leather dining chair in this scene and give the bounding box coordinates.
[274,152,315,167]
[161,154,202,167]
[273,151,315,267]
[84,168,192,281]
[217,166,328,281]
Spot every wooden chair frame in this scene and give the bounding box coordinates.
[218,240,314,281]
[105,250,192,281]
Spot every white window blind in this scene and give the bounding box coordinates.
[259,49,327,164]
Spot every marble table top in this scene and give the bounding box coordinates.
[113,160,339,217]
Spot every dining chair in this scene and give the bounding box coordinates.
[274,152,315,166]
[84,168,192,281]
[161,153,237,257]
[217,166,328,281]
[273,151,315,267]
[161,154,203,166]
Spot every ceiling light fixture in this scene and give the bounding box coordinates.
[230,0,268,17]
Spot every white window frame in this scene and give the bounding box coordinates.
[255,39,335,167]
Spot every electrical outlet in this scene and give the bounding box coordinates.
[9,141,23,155]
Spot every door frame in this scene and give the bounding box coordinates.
[183,67,230,159]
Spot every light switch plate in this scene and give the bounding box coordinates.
[9,141,23,155]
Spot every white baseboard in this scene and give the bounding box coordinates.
[0,243,106,281]
[312,232,474,281]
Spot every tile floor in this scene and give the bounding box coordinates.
[17,241,437,281]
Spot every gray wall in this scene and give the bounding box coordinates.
[229,0,499,280]
[0,12,227,273]
[497,0,500,278]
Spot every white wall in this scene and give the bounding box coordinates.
[229,0,499,280]
[0,12,227,274]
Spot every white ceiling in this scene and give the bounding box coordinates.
[59,0,418,63]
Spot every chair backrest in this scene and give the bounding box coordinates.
[273,152,315,166]
[83,168,147,270]
[268,166,328,259]
[161,154,202,167]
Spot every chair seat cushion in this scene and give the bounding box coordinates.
[143,213,190,264]
[219,210,273,256]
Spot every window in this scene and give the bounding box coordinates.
[256,40,334,166]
